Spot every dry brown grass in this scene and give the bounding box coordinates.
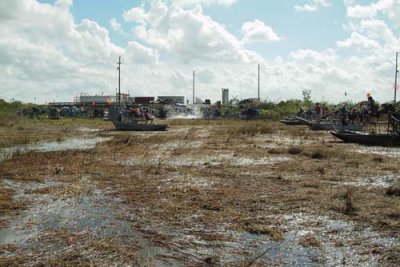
[213,121,277,136]
[287,146,303,155]
[343,188,358,215]
[0,117,111,148]
[298,234,321,248]
[386,186,400,197]
[1,118,400,265]
[244,224,284,241]
[0,188,16,210]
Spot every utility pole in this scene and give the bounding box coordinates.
[193,70,195,105]
[117,56,121,107]
[395,52,398,103]
[258,63,260,101]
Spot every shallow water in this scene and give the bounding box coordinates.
[0,136,111,162]
[353,146,400,158]
[335,175,400,187]
[0,176,169,265]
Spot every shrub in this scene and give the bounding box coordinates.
[287,146,303,155]
[386,186,400,197]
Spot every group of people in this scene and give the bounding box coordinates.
[313,94,376,125]
[130,106,154,123]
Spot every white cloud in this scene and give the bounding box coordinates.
[173,0,236,7]
[360,19,396,44]
[1,0,399,105]
[289,49,337,62]
[0,0,158,103]
[123,6,146,23]
[196,67,217,83]
[127,1,262,64]
[345,0,392,18]
[295,0,331,12]
[241,20,280,44]
[124,41,159,64]
[110,18,125,35]
[336,32,380,49]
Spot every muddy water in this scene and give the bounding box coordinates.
[2,176,393,266]
[352,145,400,158]
[333,175,400,187]
[0,175,171,265]
[0,136,111,162]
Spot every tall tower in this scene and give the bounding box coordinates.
[222,88,229,105]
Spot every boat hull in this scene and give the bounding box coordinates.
[113,121,168,131]
[311,123,363,131]
[295,117,363,131]
[331,131,400,146]
[280,118,309,126]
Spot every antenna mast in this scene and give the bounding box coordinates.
[117,56,121,107]
[258,63,260,101]
[193,70,195,104]
[395,52,398,103]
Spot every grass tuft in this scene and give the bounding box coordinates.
[298,234,321,248]
[310,150,326,159]
[385,186,400,197]
[244,224,283,241]
[343,188,357,215]
[287,146,303,155]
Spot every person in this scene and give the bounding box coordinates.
[366,94,375,123]
[339,105,348,125]
[314,103,321,124]
[131,106,141,118]
[349,108,358,124]
[144,111,154,123]
[297,107,304,116]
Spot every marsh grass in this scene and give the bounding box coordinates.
[0,117,111,148]
[343,188,357,215]
[0,188,15,210]
[267,148,286,154]
[316,166,325,175]
[372,156,384,163]
[244,224,283,241]
[310,150,326,159]
[287,146,303,155]
[167,118,220,126]
[214,121,277,136]
[385,186,400,197]
[298,234,321,248]
[2,118,400,265]
[300,146,350,160]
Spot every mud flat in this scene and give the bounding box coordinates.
[0,119,399,265]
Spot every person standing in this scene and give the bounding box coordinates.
[366,94,375,123]
[315,103,321,124]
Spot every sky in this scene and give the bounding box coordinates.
[0,0,399,104]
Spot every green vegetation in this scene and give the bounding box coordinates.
[0,99,24,124]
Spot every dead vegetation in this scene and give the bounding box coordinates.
[1,118,400,265]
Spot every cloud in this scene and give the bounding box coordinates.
[295,0,331,12]
[110,18,125,35]
[360,19,397,44]
[345,0,392,18]
[173,0,236,7]
[289,49,337,62]
[123,6,146,23]
[126,1,262,64]
[0,0,158,103]
[1,0,399,105]
[196,67,217,83]
[336,32,380,49]
[124,41,159,64]
[241,19,280,44]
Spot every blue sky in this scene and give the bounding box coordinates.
[1,0,400,103]
[39,0,349,57]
